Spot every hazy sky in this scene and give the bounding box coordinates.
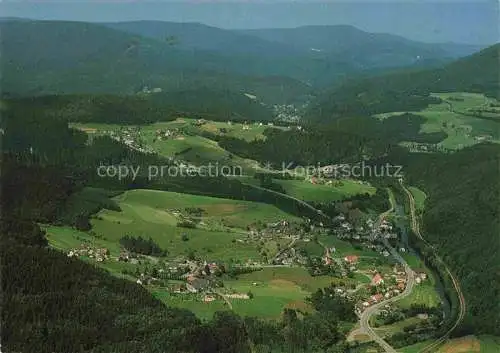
[1,0,498,44]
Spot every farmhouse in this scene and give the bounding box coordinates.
[225,293,250,299]
[370,294,383,303]
[344,255,359,264]
[186,278,210,293]
[415,271,428,281]
[371,273,384,286]
[203,295,216,303]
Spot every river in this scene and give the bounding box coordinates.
[393,199,451,318]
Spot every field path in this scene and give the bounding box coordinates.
[246,183,330,220]
[213,290,233,310]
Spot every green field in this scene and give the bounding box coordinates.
[374,316,423,338]
[71,119,287,173]
[274,179,376,202]
[408,186,427,213]
[401,253,423,269]
[399,335,500,353]
[71,120,262,173]
[193,119,288,142]
[318,234,380,257]
[217,267,357,318]
[151,290,229,321]
[396,279,441,309]
[233,267,358,292]
[151,267,350,320]
[47,188,300,262]
[224,278,310,319]
[375,92,500,149]
[398,340,435,353]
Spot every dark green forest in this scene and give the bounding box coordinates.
[4,89,274,125]
[387,144,500,335]
[210,113,447,167]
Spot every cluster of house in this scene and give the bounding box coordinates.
[247,219,302,240]
[308,177,345,186]
[140,86,162,94]
[67,244,110,262]
[164,260,252,304]
[106,127,154,154]
[240,121,276,130]
[355,265,428,313]
[274,242,306,266]
[474,134,493,142]
[273,104,301,123]
[193,119,207,127]
[403,142,451,154]
[333,215,399,249]
[117,250,142,264]
[154,128,181,141]
[135,271,160,286]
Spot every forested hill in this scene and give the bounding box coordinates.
[306,43,499,121]
[0,19,309,103]
[1,18,483,102]
[239,25,481,61]
[103,20,302,56]
[3,89,275,124]
[389,143,500,335]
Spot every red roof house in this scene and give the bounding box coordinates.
[344,255,359,264]
[371,273,384,286]
[370,293,383,303]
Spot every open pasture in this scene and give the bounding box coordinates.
[47,189,300,263]
[374,92,500,150]
[274,179,376,202]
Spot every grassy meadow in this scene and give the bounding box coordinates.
[396,270,442,309]
[408,186,427,213]
[46,188,301,263]
[375,92,500,150]
[399,335,500,353]
[274,179,376,202]
[70,118,287,173]
[217,267,359,319]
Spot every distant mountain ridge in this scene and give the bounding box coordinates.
[107,21,483,86]
[237,25,483,58]
[0,19,310,103]
[103,20,302,57]
[0,18,487,103]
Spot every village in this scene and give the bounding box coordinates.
[105,126,156,154]
[65,201,428,315]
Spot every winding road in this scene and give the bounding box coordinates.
[356,189,416,353]
[359,254,415,353]
[399,180,466,353]
[247,181,465,353]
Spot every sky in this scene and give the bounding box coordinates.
[1,0,498,45]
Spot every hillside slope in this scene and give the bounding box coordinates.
[104,20,301,56]
[103,21,478,87]
[306,43,499,121]
[239,25,481,65]
[391,143,500,335]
